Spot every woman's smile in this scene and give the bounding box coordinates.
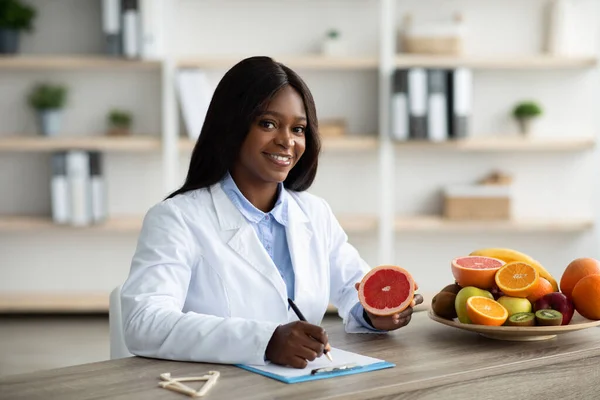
[264,152,293,167]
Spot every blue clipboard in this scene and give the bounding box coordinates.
[235,347,395,384]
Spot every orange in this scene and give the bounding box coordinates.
[571,274,600,320]
[466,296,508,326]
[560,258,600,300]
[451,256,504,289]
[526,277,554,303]
[358,265,415,316]
[494,262,539,298]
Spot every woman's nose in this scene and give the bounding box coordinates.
[275,129,294,147]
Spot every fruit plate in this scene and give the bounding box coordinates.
[428,309,600,341]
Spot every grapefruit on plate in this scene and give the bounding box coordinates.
[358,265,415,316]
[451,256,505,289]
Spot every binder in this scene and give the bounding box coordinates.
[391,69,409,141]
[447,68,472,139]
[427,69,449,142]
[101,0,121,55]
[176,69,214,140]
[122,0,140,59]
[236,347,394,384]
[407,68,428,140]
[66,151,92,227]
[50,152,70,224]
[89,151,107,223]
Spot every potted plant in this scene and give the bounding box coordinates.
[0,0,36,54]
[107,109,133,136]
[27,83,68,136]
[321,29,347,57]
[512,101,543,135]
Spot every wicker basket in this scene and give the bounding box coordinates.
[443,184,512,220]
[399,13,465,55]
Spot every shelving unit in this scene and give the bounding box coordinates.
[0,136,161,152]
[0,216,144,233]
[395,216,594,233]
[395,54,598,69]
[0,55,161,70]
[177,55,378,70]
[1,0,598,312]
[395,136,596,152]
[0,293,109,313]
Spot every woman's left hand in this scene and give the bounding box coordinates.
[354,283,424,331]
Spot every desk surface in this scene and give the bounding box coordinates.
[1,311,599,400]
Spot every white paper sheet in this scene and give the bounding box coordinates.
[243,347,386,379]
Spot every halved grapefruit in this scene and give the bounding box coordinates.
[451,256,505,290]
[358,265,415,316]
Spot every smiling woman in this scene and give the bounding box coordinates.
[119,56,423,370]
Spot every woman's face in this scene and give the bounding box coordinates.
[233,85,307,186]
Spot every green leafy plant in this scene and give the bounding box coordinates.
[108,109,133,129]
[326,29,340,39]
[0,0,37,31]
[512,101,543,119]
[27,83,67,110]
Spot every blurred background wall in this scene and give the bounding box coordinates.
[0,0,598,332]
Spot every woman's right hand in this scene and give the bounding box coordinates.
[265,321,330,368]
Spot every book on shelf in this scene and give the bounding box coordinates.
[101,0,164,59]
[176,69,214,140]
[51,151,107,227]
[391,68,472,142]
[101,0,121,56]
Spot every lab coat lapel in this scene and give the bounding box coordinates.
[210,183,288,305]
[285,194,313,316]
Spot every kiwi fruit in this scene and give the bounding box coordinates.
[505,312,536,327]
[535,309,563,326]
[440,283,462,295]
[431,291,458,319]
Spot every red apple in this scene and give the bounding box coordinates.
[490,284,505,300]
[533,292,575,325]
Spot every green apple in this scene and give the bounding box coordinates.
[455,286,494,323]
[497,296,532,317]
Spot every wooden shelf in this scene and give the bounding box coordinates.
[179,136,379,153]
[177,55,378,70]
[0,216,144,232]
[395,54,598,69]
[0,136,162,152]
[0,214,376,234]
[0,293,109,313]
[395,216,594,233]
[0,55,161,70]
[395,136,596,151]
[337,214,378,234]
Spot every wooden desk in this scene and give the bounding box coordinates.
[1,311,599,399]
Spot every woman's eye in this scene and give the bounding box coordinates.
[259,120,276,129]
[293,126,305,135]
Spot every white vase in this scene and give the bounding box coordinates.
[321,37,347,57]
[38,109,63,136]
[517,118,535,136]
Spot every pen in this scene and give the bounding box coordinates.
[287,298,333,362]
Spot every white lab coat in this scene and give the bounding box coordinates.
[121,181,374,366]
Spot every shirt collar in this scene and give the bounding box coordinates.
[220,172,289,226]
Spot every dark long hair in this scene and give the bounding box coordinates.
[167,56,321,199]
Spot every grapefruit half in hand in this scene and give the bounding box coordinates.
[358,265,415,316]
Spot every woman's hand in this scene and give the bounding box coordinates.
[354,282,424,331]
[265,321,330,368]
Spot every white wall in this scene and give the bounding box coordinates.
[1,0,598,299]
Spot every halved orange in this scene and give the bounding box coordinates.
[495,262,539,298]
[466,296,508,326]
